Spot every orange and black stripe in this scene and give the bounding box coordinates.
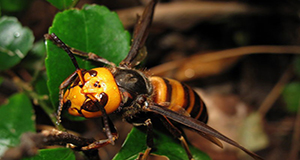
[149,76,208,123]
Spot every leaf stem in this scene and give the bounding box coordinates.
[7,70,65,131]
[289,100,300,160]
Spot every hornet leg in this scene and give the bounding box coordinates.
[133,119,154,160]
[159,115,194,160]
[45,33,116,67]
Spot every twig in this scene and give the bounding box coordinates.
[6,70,64,131]
[258,65,294,117]
[150,45,300,81]
[289,101,300,160]
[117,1,270,30]
[2,129,98,160]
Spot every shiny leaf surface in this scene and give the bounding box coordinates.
[113,127,211,160]
[0,16,34,71]
[0,93,35,156]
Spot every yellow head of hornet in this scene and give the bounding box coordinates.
[63,68,121,118]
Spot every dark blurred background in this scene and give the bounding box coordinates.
[1,0,300,160]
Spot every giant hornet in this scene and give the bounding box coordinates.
[45,0,264,159]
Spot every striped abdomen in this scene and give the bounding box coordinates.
[149,76,208,123]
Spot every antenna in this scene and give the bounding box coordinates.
[45,33,81,70]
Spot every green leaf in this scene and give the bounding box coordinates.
[113,127,211,160]
[22,40,47,72]
[0,93,35,156]
[0,76,4,85]
[22,148,75,160]
[282,82,300,113]
[0,16,34,71]
[45,4,130,111]
[46,0,79,10]
[240,112,268,151]
[0,0,32,12]
[34,72,49,96]
[28,40,47,60]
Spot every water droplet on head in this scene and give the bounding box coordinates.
[14,32,20,38]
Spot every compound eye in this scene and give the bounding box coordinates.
[88,70,97,77]
[82,100,100,112]
[81,93,109,113]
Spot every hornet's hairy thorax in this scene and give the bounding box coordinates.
[113,68,153,119]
